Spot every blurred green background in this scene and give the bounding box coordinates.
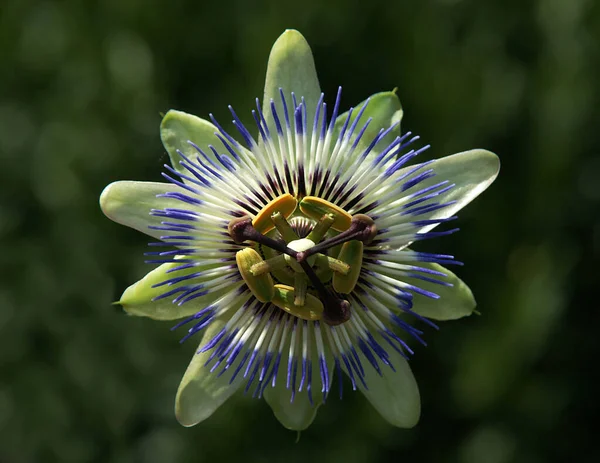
[1,0,598,462]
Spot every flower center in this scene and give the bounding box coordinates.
[284,238,316,272]
[230,194,377,325]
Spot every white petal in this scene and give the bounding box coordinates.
[263,319,331,430]
[263,30,321,137]
[175,317,245,426]
[118,261,238,320]
[160,110,221,175]
[357,336,421,428]
[375,149,500,234]
[100,181,182,240]
[263,380,321,431]
[403,262,476,320]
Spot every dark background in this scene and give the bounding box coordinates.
[1,0,598,462]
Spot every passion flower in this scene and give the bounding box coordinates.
[100,29,499,431]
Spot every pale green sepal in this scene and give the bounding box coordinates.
[160,110,221,174]
[175,317,244,427]
[357,336,420,428]
[399,150,500,234]
[404,260,476,321]
[119,262,204,320]
[263,381,321,431]
[263,332,332,431]
[333,91,403,156]
[263,30,321,138]
[100,181,185,240]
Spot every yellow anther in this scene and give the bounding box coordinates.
[307,214,335,243]
[272,284,324,321]
[271,211,299,242]
[252,193,298,234]
[236,248,275,302]
[299,196,352,231]
[332,241,363,294]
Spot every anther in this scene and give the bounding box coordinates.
[299,196,352,231]
[252,193,298,234]
[296,214,377,262]
[271,284,323,321]
[236,248,275,303]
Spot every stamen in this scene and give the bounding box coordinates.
[326,256,350,275]
[297,214,377,262]
[294,273,307,306]
[271,211,299,242]
[306,214,335,243]
[250,254,287,276]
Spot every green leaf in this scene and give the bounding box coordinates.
[118,261,217,320]
[357,336,421,428]
[263,30,321,138]
[175,317,244,427]
[160,110,221,174]
[405,261,476,321]
[333,91,403,156]
[99,180,181,239]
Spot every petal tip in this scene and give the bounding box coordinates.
[175,414,200,428]
[265,29,320,100]
[174,382,206,428]
[359,349,421,428]
[272,403,320,431]
[473,149,501,181]
[159,110,220,169]
[484,148,500,168]
[377,395,421,429]
[268,29,314,76]
[174,399,201,428]
[99,181,121,220]
[276,29,309,47]
[264,385,322,431]
[160,109,186,128]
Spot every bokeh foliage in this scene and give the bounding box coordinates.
[1,0,598,462]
